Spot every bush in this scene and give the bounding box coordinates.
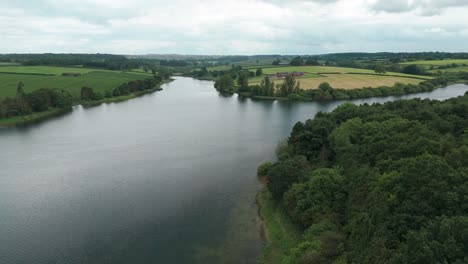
[257,162,273,176]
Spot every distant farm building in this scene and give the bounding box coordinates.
[276,72,304,78]
[62,73,82,76]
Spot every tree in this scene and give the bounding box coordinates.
[403,64,425,75]
[80,87,95,101]
[256,68,263,77]
[15,81,31,114]
[214,74,235,93]
[237,71,249,92]
[16,81,25,98]
[279,75,297,97]
[143,66,149,73]
[273,58,281,65]
[259,76,275,96]
[305,58,320,66]
[267,155,308,200]
[374,64,386,75]
[290,56,304,66]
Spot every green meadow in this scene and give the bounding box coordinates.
[255,65,431,78]
[0,65,123,75]
[0,70,152,100]
[400,59,468,66]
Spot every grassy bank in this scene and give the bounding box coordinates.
[81,86,164,106]
[257,187,302,264]
[0,108,70,127]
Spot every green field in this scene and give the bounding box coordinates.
[401,59,468,73]
[0,62,21,66]
[255,65,430,78]
[0,71,151,99]
[0,65,123,75]
[400,59,468,66]
[430,66,468,73]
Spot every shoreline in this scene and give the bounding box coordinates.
[255,183,302,264]
[0,78,174,127]
[236,81,468,102]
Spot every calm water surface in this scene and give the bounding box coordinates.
[1,78,467,264]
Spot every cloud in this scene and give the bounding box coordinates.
[370,0,468,15]
[0,0,467,54]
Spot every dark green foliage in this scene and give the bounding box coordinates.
[403,64,426,75]
[374,64,386,74]
[305,57,320,66]
[0,86,73,119]
[290,56,304,66]
[250,76,275,96]
[257,162,273,176]
[214,74,235,93]
[267,155,308,200]
[256,68,263,76]
[80,76,163,102]
[284,168,346,228]
[278,75,300,97]
[265,94,468,263]
[237,71,250,92]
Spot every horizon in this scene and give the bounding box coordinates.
[1,0,468,55]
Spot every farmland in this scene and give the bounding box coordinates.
[249,66,429,89]
[0,66,153,100]
[255,65,431,78]
[274,74,423,90]
[400,59,468,66]
[400,59,468,73]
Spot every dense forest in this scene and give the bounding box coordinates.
[259,93,468,263]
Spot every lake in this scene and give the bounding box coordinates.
[1,77,467,264]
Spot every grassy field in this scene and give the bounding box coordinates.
[0,62,21,66]
[255,65,431,79]
[0,71,151,99]
[275,74,424,90]
[430,66,468,73]
[0,65,122,75]
[401,59,468,73]
[249,65,427,89]
[400,59,468,66]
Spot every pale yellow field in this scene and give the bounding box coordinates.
[256,73,423,90]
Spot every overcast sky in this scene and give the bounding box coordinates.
[1,0,467,55]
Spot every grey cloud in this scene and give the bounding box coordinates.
[371,0,468,15]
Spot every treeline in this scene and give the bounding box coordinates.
[311,52,468,61]
[80,75,167,102]
[159,59,189,67]
[0,82,72,119]
[259,93,468,263]
[0,53,141,70]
